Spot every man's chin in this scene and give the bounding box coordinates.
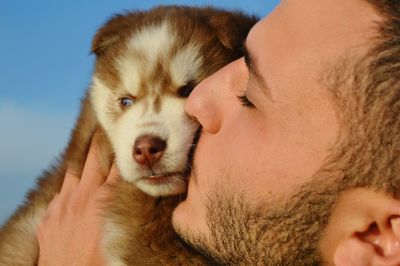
[171,203,201,254]
[171,199,198,235]
[172,208,223,265]
[172,177,210,235]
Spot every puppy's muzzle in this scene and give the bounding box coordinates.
[133,135,166,167]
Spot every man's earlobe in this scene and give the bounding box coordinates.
[334,216,400,266]
[320,188,400,266]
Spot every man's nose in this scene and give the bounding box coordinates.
[185,77,222,134]
[133,135,167,166]
[185,58,247,134]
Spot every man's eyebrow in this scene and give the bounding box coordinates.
[243,44,273,100]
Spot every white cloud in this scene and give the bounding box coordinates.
[0,102,77,175]
[0,101,78,224]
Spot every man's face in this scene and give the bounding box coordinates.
[173,0,379,264]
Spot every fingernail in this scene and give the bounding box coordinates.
[390,216,400,238]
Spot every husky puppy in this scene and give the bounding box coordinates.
[0,6,256,265]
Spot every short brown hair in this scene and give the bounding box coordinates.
[324,0,400,197]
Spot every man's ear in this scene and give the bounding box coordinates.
[320,188,400,266]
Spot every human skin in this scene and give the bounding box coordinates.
[37,133,118,266]
[171,0,394,264]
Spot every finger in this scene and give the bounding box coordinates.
[98,164,120,200]
[59,169,80,198]
[43,193,60,220]
[78,132,108,194]
[48,193,60,212]
[105,163,120,186]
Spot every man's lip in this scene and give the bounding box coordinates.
[186,127,202,170]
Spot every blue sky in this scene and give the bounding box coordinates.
[0,0,279,224]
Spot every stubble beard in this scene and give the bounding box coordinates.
[174,172,341,265]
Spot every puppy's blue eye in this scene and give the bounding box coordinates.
[120,97,134,107]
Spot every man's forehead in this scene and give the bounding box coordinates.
[245,0,381,92]
[275,0,379,51]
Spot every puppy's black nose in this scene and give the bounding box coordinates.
[133,135,166,166]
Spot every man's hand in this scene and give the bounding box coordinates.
[37,134,119,266]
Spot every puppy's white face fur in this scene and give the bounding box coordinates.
[90,22,202,196]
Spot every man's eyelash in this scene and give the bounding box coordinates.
[237,93,255,108]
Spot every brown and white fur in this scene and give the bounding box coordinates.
[0,6,256,265]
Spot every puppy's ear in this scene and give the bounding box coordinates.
[91,14,126,56]
[207,11,258,51]
[91,12,145,56]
